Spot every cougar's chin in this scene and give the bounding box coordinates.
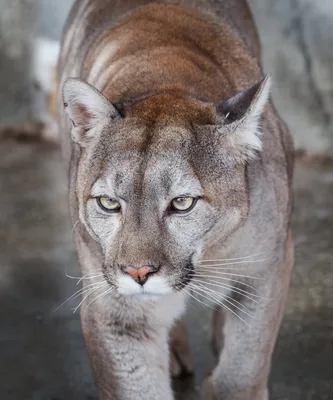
[117,275,173,298]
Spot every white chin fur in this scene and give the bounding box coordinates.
[117,275,173,297]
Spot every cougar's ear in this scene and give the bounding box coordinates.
[216,75,271,163]
[62,78,121,146]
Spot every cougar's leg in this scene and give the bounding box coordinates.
[80,300,177,400]
[201,231,294,400]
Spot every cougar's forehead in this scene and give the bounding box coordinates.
[85,93,218,200]
[94,123,203,200]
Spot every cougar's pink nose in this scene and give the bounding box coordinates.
[120,265,159,285]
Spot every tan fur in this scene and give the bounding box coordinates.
[57,1,294,399]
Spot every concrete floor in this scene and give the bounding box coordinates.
[0,139,332,400]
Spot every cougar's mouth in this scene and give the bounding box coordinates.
[102,258,196,297]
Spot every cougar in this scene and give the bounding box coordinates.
[57,0,294,399]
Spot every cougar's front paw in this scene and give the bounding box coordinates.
[201,376,216,400]
[169,320,193,378]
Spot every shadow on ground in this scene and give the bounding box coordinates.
[0,140,332,399]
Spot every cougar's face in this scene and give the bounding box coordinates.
[76,105,248,299]
[64,77,269,299]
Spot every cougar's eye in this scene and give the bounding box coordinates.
[97,196,121,212]
[170,197,196,213]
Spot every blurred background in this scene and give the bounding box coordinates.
[0,1,332,399]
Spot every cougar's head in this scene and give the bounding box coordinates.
[63,76,270,298]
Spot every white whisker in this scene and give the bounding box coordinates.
[64,271,104,285]
[86,286,114,308]
[195,282,258,320]
[76,273,105,285]
[225,295,259,316]
[189,270,265,280]
[200,250,271,264]
[65,272,81,280]
[189,277,264,303]
[197,258,269,268]
[182,290,199,312]
[189,282,253,327]
[72,220,80,233]
[197,266,258,271]
[188,273,262,294]
[186,283,220,311]
[53,281,105,312]
[72,284,107,313]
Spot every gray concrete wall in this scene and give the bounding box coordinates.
[36,0,73,40]
[0,0,73,125]
[0,0,38,124]
[0,0,332,154]
[250,0,333,154]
